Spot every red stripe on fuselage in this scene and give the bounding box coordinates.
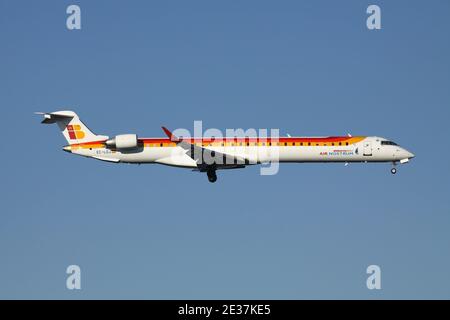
[139,136,355,144]
[68,136,360,147]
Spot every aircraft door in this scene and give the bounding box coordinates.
[363,141,372,156]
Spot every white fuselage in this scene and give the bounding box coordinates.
[67,136,415,168]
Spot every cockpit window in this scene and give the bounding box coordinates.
[381,141,398,146]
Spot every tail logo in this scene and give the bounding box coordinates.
[66,124,85,140]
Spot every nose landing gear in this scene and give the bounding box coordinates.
[207,169,217,183]
[390,162,397,174]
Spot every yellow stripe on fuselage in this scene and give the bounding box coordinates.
[66,137,366,150]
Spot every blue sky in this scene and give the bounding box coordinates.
[0,0,449,299]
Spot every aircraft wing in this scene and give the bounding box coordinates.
[161,127,246,172]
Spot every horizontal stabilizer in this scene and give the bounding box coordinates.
[35,111,76,124]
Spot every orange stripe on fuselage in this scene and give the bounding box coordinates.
[66,137,366,149]
[66,139,107,150]
[140,136,366,144]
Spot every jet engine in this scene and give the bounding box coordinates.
[106,134,138,149]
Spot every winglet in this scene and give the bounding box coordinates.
[161,126,180,142]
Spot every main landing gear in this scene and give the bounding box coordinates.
[207,169,217,183]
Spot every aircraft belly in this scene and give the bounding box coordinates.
[86,145,375,165]
[91,147,174,163]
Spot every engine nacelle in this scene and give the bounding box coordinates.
[106,134,138,149]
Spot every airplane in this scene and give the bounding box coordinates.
[36,110,415,183]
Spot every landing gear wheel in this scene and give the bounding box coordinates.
[391,168,397,175]
[207,170,217,183]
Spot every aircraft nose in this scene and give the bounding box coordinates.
[402,149,414,159]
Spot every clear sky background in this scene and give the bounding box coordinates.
[1,0,449,299]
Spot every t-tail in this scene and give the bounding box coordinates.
[35,110,108,144]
